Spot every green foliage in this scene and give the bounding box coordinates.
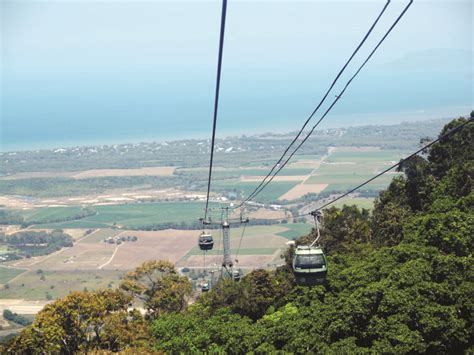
[371,176,411,247]
[200,269,293,320]
[3,309,31,326]
[3,116,473,353]
[21,206,97,226]
[404,210,473,256]
[0,230,73,259]
[149,115,474,353]
[151,308,261,353]
[0,210,24,225]
[295,205,372,255]
[428,116,473,180]
[120,260,192,318]
[2,290,148,354]
[0,266,25,284]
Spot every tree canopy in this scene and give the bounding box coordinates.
[3,115,473,354]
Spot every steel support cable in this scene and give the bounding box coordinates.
[235,0,391,208]
[234,222,247,263]
[244,117,473,222]
[204,0,228,221]
[165,108,468,231]
[314,117,473,212]
[215,224,224,275]
[242,0,413,204]
[175,118,472,227]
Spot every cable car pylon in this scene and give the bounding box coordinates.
[220,206,248,281]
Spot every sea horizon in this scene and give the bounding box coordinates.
[1,105,470,154]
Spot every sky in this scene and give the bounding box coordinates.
[0,0,473,150]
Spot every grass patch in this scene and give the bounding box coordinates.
[229,225,286,238]
[324,184,388,193]
[0,245,14,255]
[303,149,405,192]
[33,220,111,229]
[185,247,278,257]
[233,168,312,176]
[81,229,121,244]
[305,173,396,185]
[0,270,122,300]
[30,202,220,229]
[276,223,313,240]
[328,197,375,210]
[0,266,26,284]
[213,181,299,203]
[21,207,86,224]
[327,150,408,163]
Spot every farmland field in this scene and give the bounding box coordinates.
[212,180,299,203]
[81,228,122,243]
[305,173,397,185]
[216,168,313,177]
[275,223,313,240]
[28,202,219,229]
[0,224,297,299]
[301,149,405,192]
[0,266,26,284]
[20,206,87,224]
[326,149,408,163]
[0,270,122,300]
[0,245,12,255]
[329,197,376,210]
[185,248,278,256]
[178,225,290,268]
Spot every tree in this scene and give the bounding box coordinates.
[371,176,411,247]
[428,116,473,180]
[151,307,261,353]
[4,289,147,354]
[299,205,372,254]
[120,260,192,318]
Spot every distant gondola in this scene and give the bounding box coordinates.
[232,269,241,282]
[198,232,214,251]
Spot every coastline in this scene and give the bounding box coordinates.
[1,106,469,153]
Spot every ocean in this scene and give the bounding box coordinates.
[2,55,472,152]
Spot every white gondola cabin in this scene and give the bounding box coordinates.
[292,245,327,286]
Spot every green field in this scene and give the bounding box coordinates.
[326,150,408,163]
[0,245,14,255]
[276,223,313,240]
[21,206,85,223]
[29,202,219,229]
[185,247,278,257]
[0,270,122,300]
[81,228,121,243]
[305,173,397,185]
[212,180,299,203]
[0,266,26,284]
[329,197,376,210]
[213,225,287,240]
[301,149,405,193]
[234,168,312,176]
[31,220,112,229]
[212,168,312,178]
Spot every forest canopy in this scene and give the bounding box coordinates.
[2,115,473,354]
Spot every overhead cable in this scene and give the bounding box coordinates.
[240,0,413,206]
[204,0,228,221]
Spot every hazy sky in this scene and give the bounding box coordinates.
[1,0,473,149]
